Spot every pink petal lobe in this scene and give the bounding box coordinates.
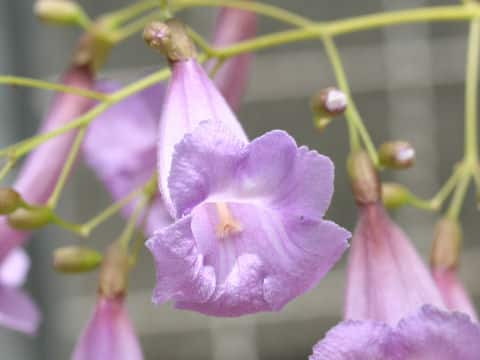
[0,248,29,287]
[0,286,40,334]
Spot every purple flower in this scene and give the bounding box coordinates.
[146,46,350,315]
[433,268,478,322]
[72,297,143,360]
[0,249,40,334]
[83,81,171,235]
[206,3,257,110]
[344,203,445,326]
[311,305,480,360]
[0,64,94,261]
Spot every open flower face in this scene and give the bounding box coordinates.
[147,54,350,316]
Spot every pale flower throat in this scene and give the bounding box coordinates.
[215,202,242,238]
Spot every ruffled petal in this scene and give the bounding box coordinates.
[72,297,143,360]
[148,200,348,316]
[344,204,445,326]
[310,320,402,360]
[158,60,248,216]
[0,286,40,334]
[0,248,29,287]
[146,216,216,305]
[83,81,169,233]
[396,305,480,359]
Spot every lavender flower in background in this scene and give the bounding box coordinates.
[72,297,142,360]
[206,2,257,110]
[144,19,350,316]
[0,249,40,334]
[0,64,94,261]
[72,244,142,360]
[431,218,478,321]
[310,151,480,359]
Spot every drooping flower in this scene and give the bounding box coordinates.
[144,19,350,316]
[430,218,478,321]
[310,151,480,359]
[0,248,40,334]
[0,64,94,261]
[72,244,142,360]
[83,6,257,232]
[206,2,257,110]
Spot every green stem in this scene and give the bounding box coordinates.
[446,169,471,220]
[47,127,87,208]
[0,157,16,182]
[113,10,167,42]
[464,19,480,164]
[0,76,108,100]
[430,165,462,209]
[101,0,161,27]
[118,193,149,249]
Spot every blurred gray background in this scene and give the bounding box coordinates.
[0,0,479,359]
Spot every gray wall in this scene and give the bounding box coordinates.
[0,1,478,359]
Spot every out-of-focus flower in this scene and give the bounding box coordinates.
[206,2,257,110]
[144,19,350,316]
[0,64,94,261]
[310,151,480,359]
[83,81,170,235]
[0,249,40,334]
[431,218,478,321]
[311,305,480,360]
[72,244,142,360]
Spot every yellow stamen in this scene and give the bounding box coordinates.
[215,202,242,238]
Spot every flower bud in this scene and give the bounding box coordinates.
[143,19,197,62]
[348,151,381,205]
[53,246,102,273]
[34,0,83,25]
[98,243,130,299]
[378,141,415,169]
[313,116,332,133]
[0,188,22,215]
[311,87,347,118]
[7,206,53,230]
[430,218,462,269]
[381,182,411,209]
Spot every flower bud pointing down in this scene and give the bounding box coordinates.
[348,151,381,205]
[98,243,130,299]
[53,246,102,274]
[0,188,22,215]
[430,218,462,269]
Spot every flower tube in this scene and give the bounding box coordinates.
[144,20,350,316]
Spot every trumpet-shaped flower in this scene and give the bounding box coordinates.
[72,297,142,360]
[0,249,40,334]
[145,30,350,315]
[0,64,94,260]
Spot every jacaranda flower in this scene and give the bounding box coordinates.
[145,19,350,316]
[0,248,40,334]
[310,151,480,359]
[83,6,257,233]
[0,64,94,261]
[72,244,142,360]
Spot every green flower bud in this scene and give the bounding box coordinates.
[98,243,130,298]
[0,188,22,215]
[381,182,412,209]
[378,141,415,169]
[7,206,53,230]
[34,0,84,25]
[53,246,102,273]
[430,218,462,269]
[347,151,381,205]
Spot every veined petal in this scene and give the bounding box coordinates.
[396,305,480,359]
[0,248,29,287]
[432,268,478,322]
[158,60,248,216]
[0,286,40,334]
[72,297,143,360]
[344,204,445,326]
[147,200,348,316]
